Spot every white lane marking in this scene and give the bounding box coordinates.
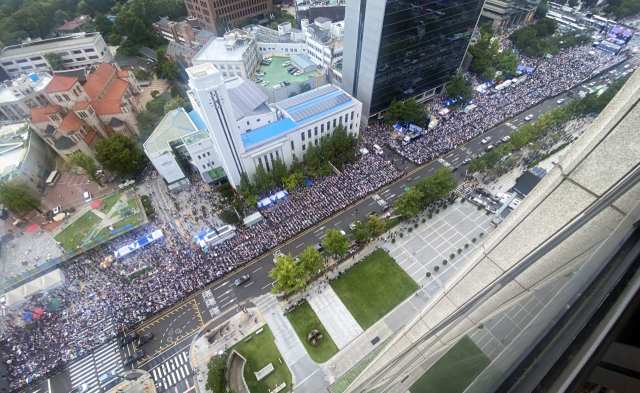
[335,221,341,225]
[213,281,229,290]
[262,282,275,289]
[244,282,254,288]
[295,243,304,248]
[313,226,325,233]
[253,267,262,273]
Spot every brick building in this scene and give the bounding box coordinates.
[183,0,273,34]
[27,62,143,161]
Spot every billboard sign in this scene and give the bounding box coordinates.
[152,153,185,183]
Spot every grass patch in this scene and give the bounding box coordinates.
[226,325,292,393]
[100,193,122,213]
[331,249,419,329]
[385,217,403,231]
[409,336,489,393]
[54,211,102,250]
[95,226,112,240]
[113,214,140,230]
[286,300,339,363]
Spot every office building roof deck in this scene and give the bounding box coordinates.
[241,117,297,148]
[192,30,253,64]
[226,78,272,120]
[144,108,197,155]
[277,84,353,124]
[252,56,320,90]
[0,33,100,58]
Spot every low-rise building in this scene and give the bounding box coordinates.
[191,30,260,81]
[481,0,540,30]
[186,62,361,186]
[248,23,307,58]
[166,41,199,68]
[0,72,53,121]
[27,62,143,161]
[0,32,112,78]
[144,108,225,185]
[303,18,344,72]
[55,15,92,36]
[153,17,197,47]
[0,124,54,197]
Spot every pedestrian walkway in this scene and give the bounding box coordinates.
[151,351,192,392]
[254,294,327,391]
[69,321,122,393]
[308,287,363,350]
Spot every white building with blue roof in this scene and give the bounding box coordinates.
[186,62,361,187]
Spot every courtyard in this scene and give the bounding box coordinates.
[252,56,320,90]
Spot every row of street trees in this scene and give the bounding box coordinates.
[384,98,430,126]
[352,215,387,243]
[393,168,458,216]
[269,228,351,295]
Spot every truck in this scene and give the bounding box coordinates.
[198,225,236,251]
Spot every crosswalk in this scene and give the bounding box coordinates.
[69,319,124,393]
[151,351,192,392]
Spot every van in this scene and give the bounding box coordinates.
[46,171,61,186]
[99,370,117,385]
[84,192,92,202]
[508,199,521,210]
[373,144,384,155]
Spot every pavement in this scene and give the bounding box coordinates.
[308,287,363,350]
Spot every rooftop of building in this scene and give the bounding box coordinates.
[188,109,206,130]
[84,62,128,101]
[0,72,52,104]
[192,30,254,64]
[56,15,91,31]
[45,75,77,93]
[252,56,320,90]
[114,56,156,70]
[241,117,297,148]
[53,68,88,82]
[196,29,214,39]
[291,54,316,69]
[144,108,199,155]
[0,33,100,58]
[244,24,304,44]
[167,41,194,58]
[225,77,272,120]
[0,126,29,180]
[277,84,353,125]
[139,46,158,61]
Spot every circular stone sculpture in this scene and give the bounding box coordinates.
[307,329,324,346]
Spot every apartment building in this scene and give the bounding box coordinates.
[153,17,198,47]
[0,33,112,78]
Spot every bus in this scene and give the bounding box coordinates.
[561,15,577,24]
[46,171,61,186]
[548,2,563,9]
[592,15,614,28]
[547,11,563,19]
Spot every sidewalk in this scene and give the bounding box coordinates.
[307,287,363,350]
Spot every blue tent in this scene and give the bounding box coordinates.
[305,178,313,186]
[394,124,407,132]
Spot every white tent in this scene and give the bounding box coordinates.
[4,269,64,307]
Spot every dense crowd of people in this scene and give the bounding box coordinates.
[376,44,625,164]
[0,31,629,392]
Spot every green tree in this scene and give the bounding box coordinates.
[95,134,146,174]
[204,356,227,393]
[252,164,274,192]
[384,98,428,126]
[162,61,179,80]
[536,0,548,18]
[133,69,151,80]
[237,171,257,199]
[219,209,241,225]
[284,172,303,191]
[322,228,349,257]
[270,157,289,184]
[146,97,166,116]
[480,21,494,36]
[269,253,305,294]
[135,110,161,142]
[352,220,372,243]
[481,67,496,82]
[69,153,103,187]
[0,180,40,213]
[567,0,577,7]
[155,49,166,78]
[303,142,320,170]
[171,84,186,99]
[298,246,324,279]
[467,158,486,173]
[44,53,65,71]
[117,39,141,57]
[446,73,474,100]
[366,215,386,237]
[289,154,304,174]
[394,187,424,216]
[164,97,192,114]
[590,8,600,15]
[108,33,122,46]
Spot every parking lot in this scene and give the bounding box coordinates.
[252,56,320,90]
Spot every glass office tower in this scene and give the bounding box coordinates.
[342,0,486,118]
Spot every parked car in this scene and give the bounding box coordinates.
[557,98,565,104]
[282,81,290,86]
[525,114,534,121]
[119,332,138,347]
[136,333,153,346]
[462,157,471,165]
[282,61,291,67]
[234,274,250,286]
[313,243,323,252]
[261,81,270,86]
[382,204,391,212]
[481,136,491,144]
[294,71,303,76]
[255,70,265,76]
[468,196,485,206]
[476,188,491,197]
[253,78,262,83]
[485,144,494,151]
[123,350,144,366]
[450,165,458,172]
[53,206,63,214]
[84,192,92,202]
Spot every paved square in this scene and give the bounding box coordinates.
[387,200,494,301]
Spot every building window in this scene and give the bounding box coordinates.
[350,123,353,130]
[321,124,324,133]
[270,152,273,160]
[55,95,62,102]
[2,62,12,66]
[301,132,305,141]
[333,119,336,128]
[63,94,70,101]
[15,59,28,64]
[327,121,330,130]
[76,57,86,61]
[84,49,95,53]
[258,157,262,165]
[307,129,311,139]
[229,71,234,76]
[264,155,270,171]
[339,116,342,124]
[29,56,42,61]
[72,50,82,54]
[291,141,294,150]
[302,144,306,151]
[203,165,206,169]
[222,72,227,76]
[351,111,354,121]
[88,56,99,60]
[275,150,279,158]
[63,59,73,63]
[314,127,317,136]
[314,139,318,146]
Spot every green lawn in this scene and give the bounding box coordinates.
[111,199,137,218]
[254,56,319,89]
[54,211,102,250]
[286,300,339,363]
[226,325,292,393]
[113,214,140,229]
[100,192,122,214]
[331,249,419,330]
[95,226,112,240]
[409,336,490,393]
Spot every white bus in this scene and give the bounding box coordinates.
[45,171,61,186]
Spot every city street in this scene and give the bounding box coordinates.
[26,54,640,393]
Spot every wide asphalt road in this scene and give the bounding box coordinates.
[38,55,640,393]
